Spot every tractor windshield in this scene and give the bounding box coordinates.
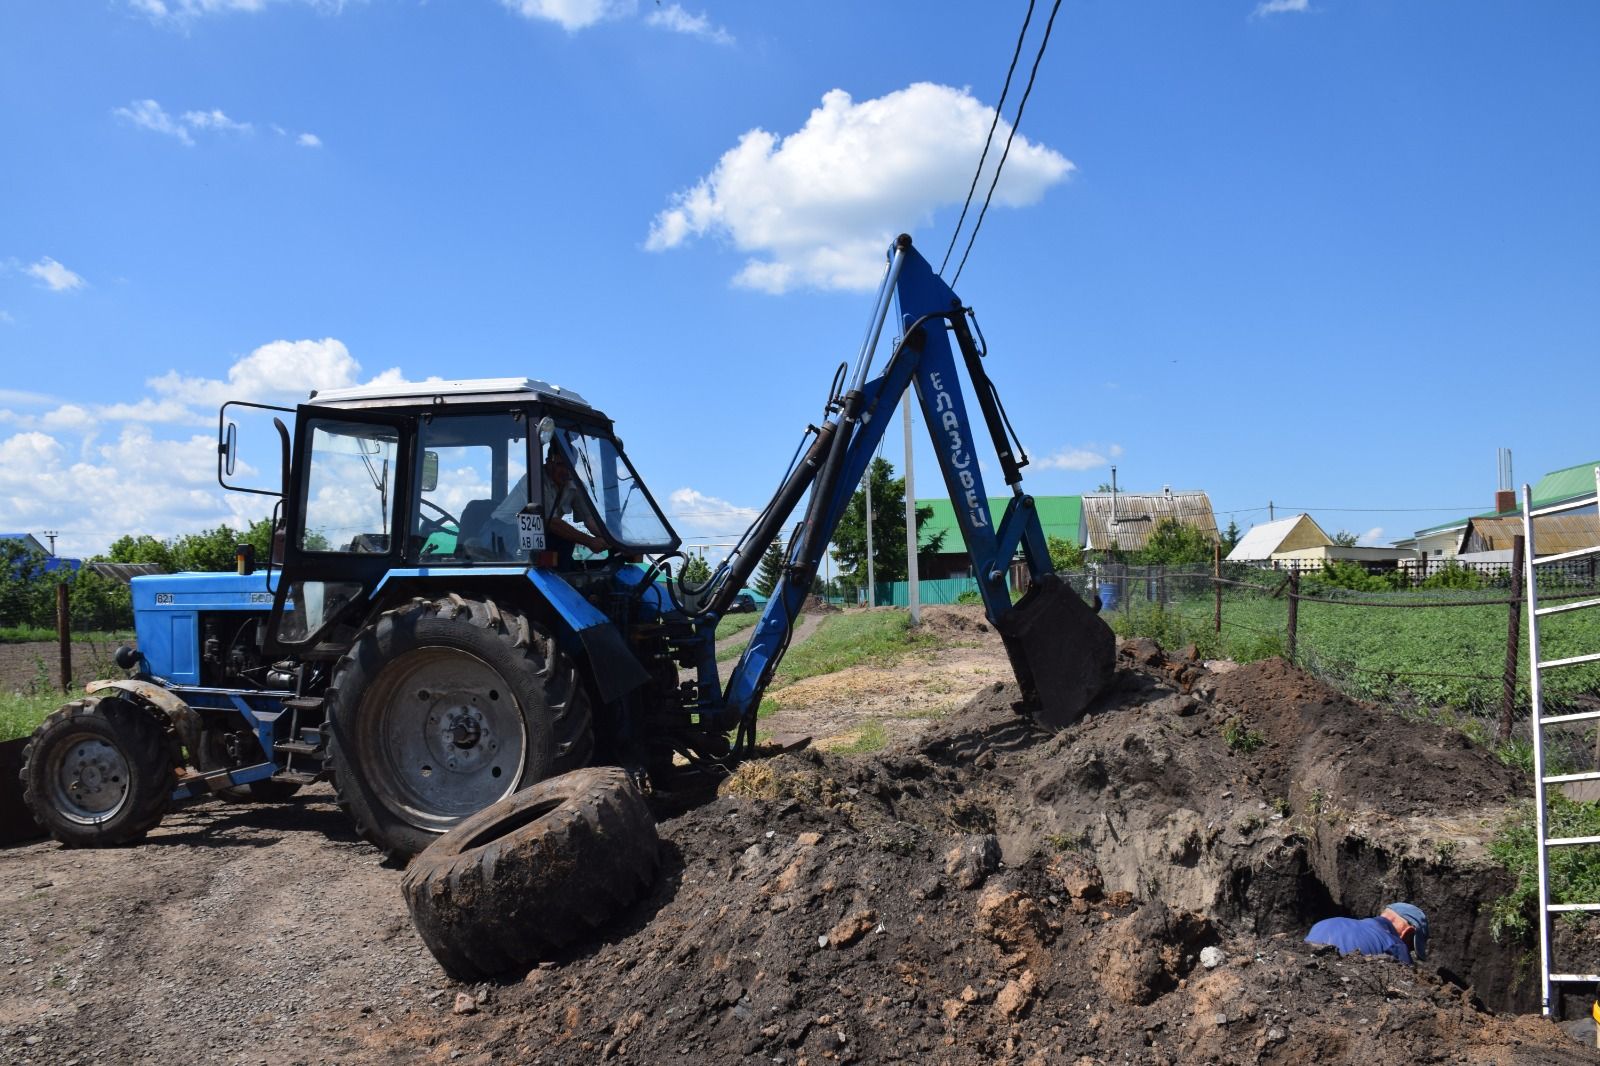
[551,426,676,552]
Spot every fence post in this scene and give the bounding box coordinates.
[1286,571,1299,665]
[1499,534,1525,742]
[1213,543,1222,635]
[56,581,71,694]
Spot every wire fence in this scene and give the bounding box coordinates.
[1060,550,1600,751]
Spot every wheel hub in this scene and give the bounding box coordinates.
[49,736,131,824]
[365,647,528,827]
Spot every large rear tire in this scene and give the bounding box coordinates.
[325,596,594,861]
[402,766,659,981]
[20,696,173,847]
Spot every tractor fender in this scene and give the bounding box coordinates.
[523,570,650,705]
[85,679,202,762]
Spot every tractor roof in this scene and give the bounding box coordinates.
[308,377,599,417]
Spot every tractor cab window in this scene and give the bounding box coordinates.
[412,413,529,562]
[551,427,676,551]
[301,420,401,554]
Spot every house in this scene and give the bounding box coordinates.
[0,533,48,555]
[1229,513,1414,567]
[1080,489,1218,554]
[1458,514,1600,564]
[915,496,1082,579]
[1394,459,1600,561]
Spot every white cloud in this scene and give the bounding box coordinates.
[0,388,58,407]
[646,83,1074,292]
[26,257,86,292]
[1360,526,1384,545]
[666,487,760,540]
[645,4,732,45]
[1254,0,1310,15]
[1033,443,1123,472]
[182,108,252,133]
[0,337,409,554]
[0,310,13,325]
[149,337,398,406]
[114,99,194,145]
[128,0,350,22]
[297,132,322,148]
[500,0,635,31]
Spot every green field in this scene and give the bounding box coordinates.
[1109,587,1600,714]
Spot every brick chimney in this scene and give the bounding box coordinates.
[1495,490,1516,514]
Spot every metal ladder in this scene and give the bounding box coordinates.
[1522,473,1600,1016]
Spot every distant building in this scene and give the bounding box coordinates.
[0,533,48,555]
[1080,489,1218,554]
[1458,514,1600,564]
[1395,459,1600,560]
[915,496,1082,579]
[1229,513,1414,567]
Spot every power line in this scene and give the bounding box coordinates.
[938,0,1035,277]
[950,0,1065,288]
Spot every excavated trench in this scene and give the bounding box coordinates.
[896,645,1537,1012]
[413,641,1583,1065]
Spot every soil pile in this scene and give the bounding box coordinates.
[385,641,1581,1064]
[912,605,992,638]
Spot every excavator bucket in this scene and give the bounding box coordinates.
[994,574,1117,730]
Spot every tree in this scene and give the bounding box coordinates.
[107,534,174,570]
[830,457,944,589]
[108,518,277,573]
[679,553,712,587]
[755,540,786,597]
[1332,529,1361,547]
[1220,519,1242,556]
[1095,482,1115,493]
[1134,517,1216,565]
[0,540,53,628]
[1047,535,1083,572]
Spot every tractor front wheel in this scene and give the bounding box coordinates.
[324,596,594,861]
[20,696,173,847]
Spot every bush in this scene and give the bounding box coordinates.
[1489,794,1600,940]
[1421,563,1486,591]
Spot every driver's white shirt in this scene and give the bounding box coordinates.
[488,473,578,526]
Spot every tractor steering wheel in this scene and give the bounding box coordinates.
[417,498,462,538]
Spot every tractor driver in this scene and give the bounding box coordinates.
[482,444,607,564]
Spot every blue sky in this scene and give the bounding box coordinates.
[2,0,1596,560]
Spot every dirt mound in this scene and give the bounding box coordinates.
[383,644,1580,1064]
[804,594,841,613]
[1209,657,1523,818]
[913,604,992,637]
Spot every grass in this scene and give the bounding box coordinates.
[1111,589,1600,715]
[830,719,888,755]
[1489,794,1600,940]
[0,691,67,743]
[715,612,762,639]
[769,609,937,690]
[0,627,133,645]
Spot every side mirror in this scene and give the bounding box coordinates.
[422,450,439,493]
[222,422,238,476]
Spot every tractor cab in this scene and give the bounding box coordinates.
[220,377,681,655]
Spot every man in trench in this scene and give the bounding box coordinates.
[1305,902,1429,965]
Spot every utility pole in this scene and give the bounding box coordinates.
[864,464,875,607]
[43,530,58,556]
[903,398,920,624]
[1268,501,1274,522]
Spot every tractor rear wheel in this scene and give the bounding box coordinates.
[20,696,173,847]
[324,596,594,861]
[402,766,659,981]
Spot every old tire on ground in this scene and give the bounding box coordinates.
[325,596,594,861]
[20,696,173,847]
[402,766,659,981]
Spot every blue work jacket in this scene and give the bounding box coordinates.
[1305,916,1413,965]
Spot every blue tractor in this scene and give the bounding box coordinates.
[19,236,1115,859]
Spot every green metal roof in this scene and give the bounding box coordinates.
[1531,459,1600,510]
[1405,458,1600,541]
[917,495,1082,551]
